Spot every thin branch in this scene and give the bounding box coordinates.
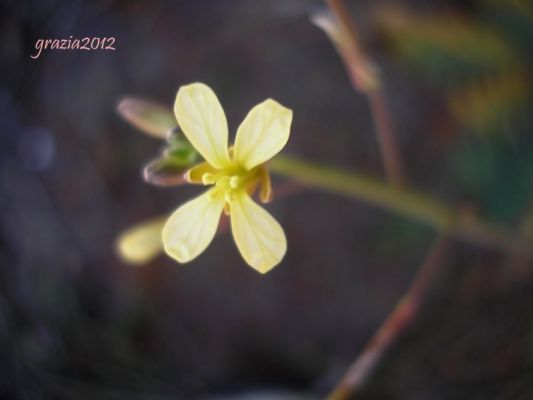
[367,90,405,187]
[324,0,405,186]
[324,0,369,91]
[270,156,527,256]
[327,234,450,399]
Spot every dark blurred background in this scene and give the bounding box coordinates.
[1,0,532,399]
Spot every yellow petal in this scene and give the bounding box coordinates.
[234,99,292,170]
[174,83,231,169]
[116,216,167,265]
[162,189,224,263]
[184,162,218,184]
[230,192,286,273]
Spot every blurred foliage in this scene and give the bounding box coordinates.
[376,0,532,130]
[376,0,533,226]
[447,67,530,134]
[448,135,533,225]
[378,11,520,80]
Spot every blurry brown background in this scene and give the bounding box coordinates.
[1,0,532,399]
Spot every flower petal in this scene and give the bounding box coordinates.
[163,189,224,263]
[234,99,292,170]
[230,192,286,273]
[116,216,167,265]
[174,83,231,169]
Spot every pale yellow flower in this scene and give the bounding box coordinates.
[163,83,292,273]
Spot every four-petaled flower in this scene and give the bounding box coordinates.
[163,83,292,273]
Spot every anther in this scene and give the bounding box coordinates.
[202,173,215,185]
[216,176,230,188]
[229,175,240,189]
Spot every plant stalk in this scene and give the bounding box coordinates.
[270,155,520,255]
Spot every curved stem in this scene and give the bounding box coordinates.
[325,0,405,187]
[326,234,450,399]
[270,155,522,255]
[367,89,405,187]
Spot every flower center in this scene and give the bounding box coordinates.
[202,167,259,203]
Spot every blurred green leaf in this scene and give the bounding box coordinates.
[447,136,533,225]
[447,68,531,134]
[377,8,522,82]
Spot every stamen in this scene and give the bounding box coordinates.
[225,191,234,203]
[229,175,240,188]
[202,173,215,185]
[214,176,229,189]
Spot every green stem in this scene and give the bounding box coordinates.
[270,155,520,254]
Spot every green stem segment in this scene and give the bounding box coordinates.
[270,155,521,254]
